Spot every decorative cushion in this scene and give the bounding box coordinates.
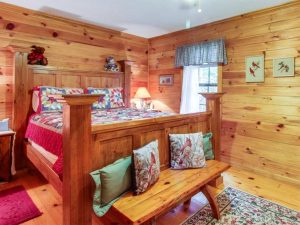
[38,86,65,112]
[169,132,206,169]
[87,87,125,109]
[32,90,40,112]
[63,87,84,95]
[203,133,215,160]
[90,156,132,217]
[132,140,160,195]
[87,88,111,109]
[109,88,125,108]
[34,86,85,112]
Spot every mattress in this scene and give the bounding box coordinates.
[25,107,174,177]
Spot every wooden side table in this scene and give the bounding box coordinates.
[0,130,15,181]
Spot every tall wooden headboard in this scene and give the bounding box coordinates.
[13,51,133,168]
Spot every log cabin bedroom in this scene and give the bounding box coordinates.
[0,0,299,224]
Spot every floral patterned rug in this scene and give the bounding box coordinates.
[181,187,300,225]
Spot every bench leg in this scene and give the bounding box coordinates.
[201,185,220,220]
[208,175,224,188]
[183,199,191,210]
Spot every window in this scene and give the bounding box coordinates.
[180,65,219,114]
[198,66,218,112]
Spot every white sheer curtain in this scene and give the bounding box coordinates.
[180,66,200,114]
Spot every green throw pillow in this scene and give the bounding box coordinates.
[203,133,215,160]
[90,156,132,217]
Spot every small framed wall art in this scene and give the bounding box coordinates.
[273,57,294,77]
[245,55,265,83]
[159,74,174,86]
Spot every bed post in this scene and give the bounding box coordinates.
[61,95,100,225]
[118,60,134,107]
[200,93,224,161]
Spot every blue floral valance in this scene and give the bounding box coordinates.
[175,38,227,67]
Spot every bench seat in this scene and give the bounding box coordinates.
[110,160,230,225]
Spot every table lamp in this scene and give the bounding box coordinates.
[134,87,151,109]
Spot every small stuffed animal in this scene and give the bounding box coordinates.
[104,56,119,72]
[28,45,48,66]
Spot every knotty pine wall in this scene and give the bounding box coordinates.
[149,1,300,185]
[0,3,148,124]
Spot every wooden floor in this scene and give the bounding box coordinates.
[0,167,299,225]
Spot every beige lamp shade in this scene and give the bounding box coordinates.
[134,87,151,99]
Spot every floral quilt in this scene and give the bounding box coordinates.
[25,108,173,177]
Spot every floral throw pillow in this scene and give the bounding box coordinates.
[169,132,206,169]
[87,88,111,109]
[38,86,65,112]
[132,140,160,195]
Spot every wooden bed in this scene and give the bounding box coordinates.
[12,50,224,225]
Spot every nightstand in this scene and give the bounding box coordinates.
[0,130,15,181]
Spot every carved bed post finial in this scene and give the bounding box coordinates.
[60,94,100,225]
[200,92,225,161]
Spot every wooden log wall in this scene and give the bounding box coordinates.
[148,1,300,185]
[0,50,13,123]
[0,2,148,129]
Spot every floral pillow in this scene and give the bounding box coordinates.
[37,86,65,112]
[132,140,160,195]
[87,88,111,109]
[169,132,206,169]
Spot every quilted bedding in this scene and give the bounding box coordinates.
[25,108,173,178]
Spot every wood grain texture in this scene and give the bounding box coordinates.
[110,160,229,224]
[13,54,132,169]
[2,166,298,225]
[148,1,300,185]
[0,1,148,128]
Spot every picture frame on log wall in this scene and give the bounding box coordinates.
[273,57,295,77]
[245,55,265,83]
[159,74,174,86]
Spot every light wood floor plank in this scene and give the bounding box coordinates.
[0,167,299,225]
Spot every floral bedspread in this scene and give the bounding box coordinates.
[25,108,174,178]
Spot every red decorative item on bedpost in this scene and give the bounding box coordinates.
[200,92,225,161]
[60,94,101,225]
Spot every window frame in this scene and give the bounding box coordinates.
[198,65,222,111]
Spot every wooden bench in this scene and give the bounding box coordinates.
[109,160,230,225]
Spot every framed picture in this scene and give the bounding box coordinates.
[273,57,294,77]
[159,74,174,86]
[245,55,265,83]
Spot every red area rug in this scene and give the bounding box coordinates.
[0,186,42,225]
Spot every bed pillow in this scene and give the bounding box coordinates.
[32,90,40,112]
[37,86,65,112]
[203,132,215,160]
[63,87,84,95]
[109,87,125,108]
[87,87,125,109]
[86,88,111,109]
[169,132,206,169]
[90,156,132,217]
[132,140,160,195]
[34,86,85,112]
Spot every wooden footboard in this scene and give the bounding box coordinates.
[61,93,224,225]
